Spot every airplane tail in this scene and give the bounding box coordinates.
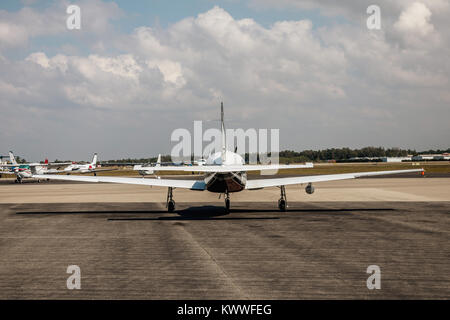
[156,154,161,167]
[221,102,226,163]
[9,151,17,165]
[91,153,98,166]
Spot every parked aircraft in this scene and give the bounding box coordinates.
[193,158,207,166]
[134,154,162,176]
[63,153,115,175]
[34,103,424,212]
[0,151,70,183]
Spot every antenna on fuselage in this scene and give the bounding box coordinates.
[221,102,226,163]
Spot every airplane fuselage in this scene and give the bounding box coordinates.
[202,150,247,193]
[64,164,95,173]
[205,172,247,193]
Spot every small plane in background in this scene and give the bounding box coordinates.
[134,154,162,177]
[34,103,424,212]
[193,158,207,166]
[0,151,70,183]
[63,153,116,176]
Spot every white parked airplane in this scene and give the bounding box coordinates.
[133,154,165,177]
[0,151,70,183]
[63,153,115,175]
[193,158,207,166]
[34,103,424,212]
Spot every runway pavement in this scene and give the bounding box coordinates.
[0,199,449,299]
[0,177,449,203]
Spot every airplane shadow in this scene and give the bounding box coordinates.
[108,206,280,221]
[16,205,395,221]
[15,210,169,215]
[107,206,395,221]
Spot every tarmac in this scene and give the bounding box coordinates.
[0,178,449,299]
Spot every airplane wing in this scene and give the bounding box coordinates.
[52,168,118,174]
[0,171,16,175]
[245,169,424,189]
[134,163,313,173]
[45,162,72,168]
[0,163,71,168]
[79,168,118,174]
[32,174,206,190]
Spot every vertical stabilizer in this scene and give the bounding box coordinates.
[221,102,226,163]
[9,151,17,165]
[91,153,98,166]
[156,154,161,167]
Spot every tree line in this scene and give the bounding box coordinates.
[101,147,449,164]
[6,147,449,165]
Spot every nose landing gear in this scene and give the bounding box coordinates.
[278,185,287,211]
[224,190,230,212]
[166,187,175,212]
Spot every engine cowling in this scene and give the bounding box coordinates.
[305,183,314,194]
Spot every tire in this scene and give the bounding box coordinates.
[168,200,176,213]
[278,199,286,211]
[225,198,230,211]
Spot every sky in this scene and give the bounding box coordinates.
[0,0,449,161]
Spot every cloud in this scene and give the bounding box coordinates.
[1,4,449,160]
[394,2,434,36]
[391,2,440,48]
[0,0,123,49]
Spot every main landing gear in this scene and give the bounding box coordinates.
[166,187,175,212]
[278,185,287,211]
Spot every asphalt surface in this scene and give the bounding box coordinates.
[0,201,448,299]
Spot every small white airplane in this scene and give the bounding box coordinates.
[34,103,424,212]
[133,154,162,177]
[63,153,98,173]
[0,151,70,183]
[193,158,207,166]
[63,153,115,175]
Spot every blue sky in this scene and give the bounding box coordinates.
[1,0,346,60]
[1,0,340,29]
[0,0,448,160]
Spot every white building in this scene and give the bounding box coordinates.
[381,157,411,162]
[411,154,450,161]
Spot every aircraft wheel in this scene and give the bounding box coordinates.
[168,200,176,213]
[225,198,230,212]
[37,179,41,183]
[278,199,286,211]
